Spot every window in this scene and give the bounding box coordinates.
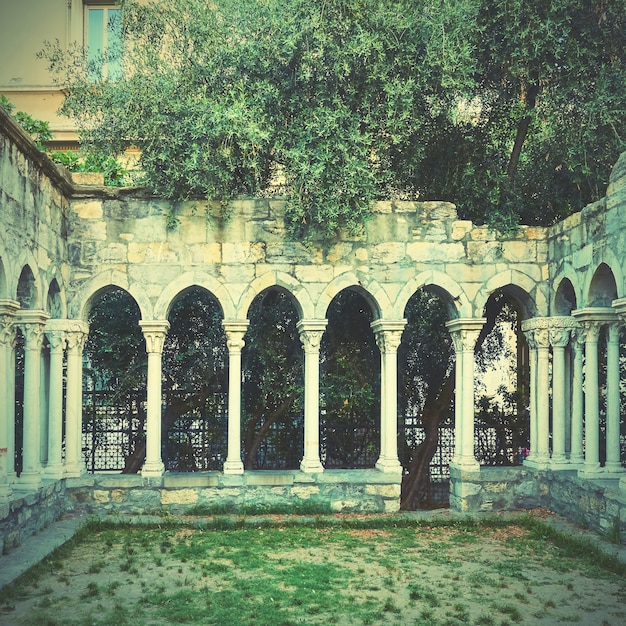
[86,5,122,81]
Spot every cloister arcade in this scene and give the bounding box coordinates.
[1,105,626,542]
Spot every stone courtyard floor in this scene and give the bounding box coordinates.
[0,509,625,625]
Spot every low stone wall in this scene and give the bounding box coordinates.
[0,480,69,556]
[449,465,549,513]
[450,465,626,542]
[546,471,626,541]
[65,469,402,516]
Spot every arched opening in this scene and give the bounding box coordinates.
[242,287,303,470]
[320,288,380,469]
[0,256,7,298]
[47,279,63,319]
[398,287,455,510]
[475,287,532,466]
[554,278,577,315]
[82,288,146,473]
[162,287,227,472]
[588,263,618,307]
[16,266,37,309]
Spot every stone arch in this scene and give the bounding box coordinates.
[478,270,539,320]
[46,277,66,319]
[154,273,233,320]
[75,270,152,321]
[553,275,578,315]
[237,271,312,320]
[316,272,387,320]
[586,262,618,307]
[395,270,470,319]
[0,254,7,299]
[16,265,39,309]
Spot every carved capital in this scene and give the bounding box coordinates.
[371,319,406,354]
[16,310,50,351]
[65,320,90,353]
[445,318,485,353]
[223,319,249,353]
[139,320,170,354]
[297,319,327,353]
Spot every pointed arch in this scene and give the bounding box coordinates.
[315,272,388,320]
[477,270,540,320]
[394,270,470,319]
[154,272,233,320]
[237,271,312,319]
[76,270,152,321]
[586,262,618,307]
[16,265,39,310]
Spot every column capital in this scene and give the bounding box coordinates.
[612,296,626,320]
[572,307,618,326]
[445,318,485,352]
[0,300,20,346]
[65,320,89,351]
[45,318,71,351]
[223,319,249,351]
[139,319,170,354]
[297,319,328,352]
[17,310,50,349]
[371,319,406,353]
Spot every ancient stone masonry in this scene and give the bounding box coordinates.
[1,106,626,547]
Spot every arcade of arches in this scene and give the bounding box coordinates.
[1,107,626,549]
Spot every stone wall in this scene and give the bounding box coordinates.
[65,470,401,516]
[450,466,626,542]
[0,107,70,306]
[66,191,549,321]
[0,479,68,556]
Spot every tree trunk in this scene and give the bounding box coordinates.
[400,372,455,510]
[243,395,295,469]
[122,388,211,474]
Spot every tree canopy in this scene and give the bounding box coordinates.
[42,0,625,236]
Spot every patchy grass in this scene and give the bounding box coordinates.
[1,513,625,625]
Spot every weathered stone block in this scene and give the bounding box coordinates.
[161,489,199,505]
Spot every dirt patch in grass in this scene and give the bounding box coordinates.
[0,512,625,626]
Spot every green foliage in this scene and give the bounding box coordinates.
[39,0,626,235]
[242,289,303,468]
[320,289,380,467]
[1,95,52,149]
[48,150,128,186]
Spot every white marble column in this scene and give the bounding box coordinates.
[223,320,249,474]
[297,319,327,473]
[446,318,485,471]
[43,322,67,479]
[0,300,19,499]
[612,298,626,490]
[16,310,49,488]
[604,323,623,473]
[573,308,618,477]
[140,320,169,477]
[549,321,572,468]
[569,328,585,466]
[64,321,89,477]
[521,319,550,469]
[371,320,406,473]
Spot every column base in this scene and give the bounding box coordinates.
[64,463,86,478]
[300,458,324,474]
[577,464,603,479]
[15,471,42,490]
[620,475,626,491]
[141,461,165,477]
[547,458,571,470]
[450,457,480,473]
[223,459,244,475]
[43,464,66,480]
[523,457,549,470]
[375,457,402,473]
[603,462,625,474]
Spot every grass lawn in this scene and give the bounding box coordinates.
[0,511,625,626]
